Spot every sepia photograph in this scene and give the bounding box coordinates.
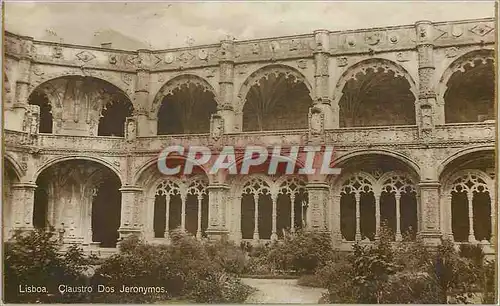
[1,1,498,304]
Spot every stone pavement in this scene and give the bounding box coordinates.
[241,278,326,304]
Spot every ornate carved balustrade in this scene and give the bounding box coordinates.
[5,18,494,73]
[4,122,494,153]
[434,122,495,143]
[136,134,211,151]
[326,126,419,147]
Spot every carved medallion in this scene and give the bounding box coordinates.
[337,57,348,67]
[251,43,260,55]
[165,52,175,64]
[205,68,216,78]
[237,64,248,75]
[297,60,307,69]
[445,47,458,58]
[365,32,381,45]
[270,41,280,52]
[108,54,118,65]
[52,46,63,59]
[198,49,208,60]
[346,36,356,47]
[451,26,463,38]
[122,73,133,85]
[396,52,409,62]
[33,66,44,76]
[389,34,399,44]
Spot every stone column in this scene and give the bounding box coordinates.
[466,192,475,243]
[354,193,362,241]
[332,194,342,245]
[415,21,438,139]
[374,193,381,240]
[206,183,230,240]
[196,195,203,239]
[489,190,495,243]
[395,193,402,241]
[217,40,236,133]
[444,194,454,240]
[312,30,334,129]
[11,183,37,230]
[306,182,329,232]
[290,193,296,233]
[164,195,171,239]
[180,193,187,231]
[12,36,34,132]
[252,194,260,242]
[135,50,154,136]
[418,181,442,245]
[271,192,278,241]
[118,186,143,240]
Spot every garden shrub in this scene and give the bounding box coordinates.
[266,230,333,274]
[205,239,247,275]
[93,230,254,303]
[320,225,496,304]
[3,229,92,303]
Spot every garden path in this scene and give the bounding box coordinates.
[241,278,326,304]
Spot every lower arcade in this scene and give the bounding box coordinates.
[3,149,495,255]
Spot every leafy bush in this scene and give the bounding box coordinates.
[4,229,92,303]
[93,230,254,303]
[205,240,247,275]
[320,225,497,304]
[481,259,497,304]
[266,230,334,274]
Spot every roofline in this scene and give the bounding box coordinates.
[4,17,495,53]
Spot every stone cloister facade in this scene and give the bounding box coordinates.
[3,18,496,254]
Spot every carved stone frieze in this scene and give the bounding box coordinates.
[75,50,96,63]
[52,45,63,59]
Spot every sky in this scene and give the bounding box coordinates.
[3,1,497,50]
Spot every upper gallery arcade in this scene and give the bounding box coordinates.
[3,18,495,252]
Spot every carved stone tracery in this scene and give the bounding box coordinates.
[334,58,418,100]
[237,64,313,109]
[151,74,218,118]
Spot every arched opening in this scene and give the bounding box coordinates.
[28,91,53,133]
[98,98,134,137]
[242,69,312,131]
[156,79,217,135]
[440,150,494,243]
[276,178,308,238]
[449,173,492,242]
[241,177,272,240]
[34,159,122,247]
[29,76,133,136]
[380,174,417,240]
[338,63,416,127]
[3,158,20,237]
[336,154,419,242]
[239,175,308,241]
[444,52,494,123]
[91,174,122,247]
[153,175,209,239]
